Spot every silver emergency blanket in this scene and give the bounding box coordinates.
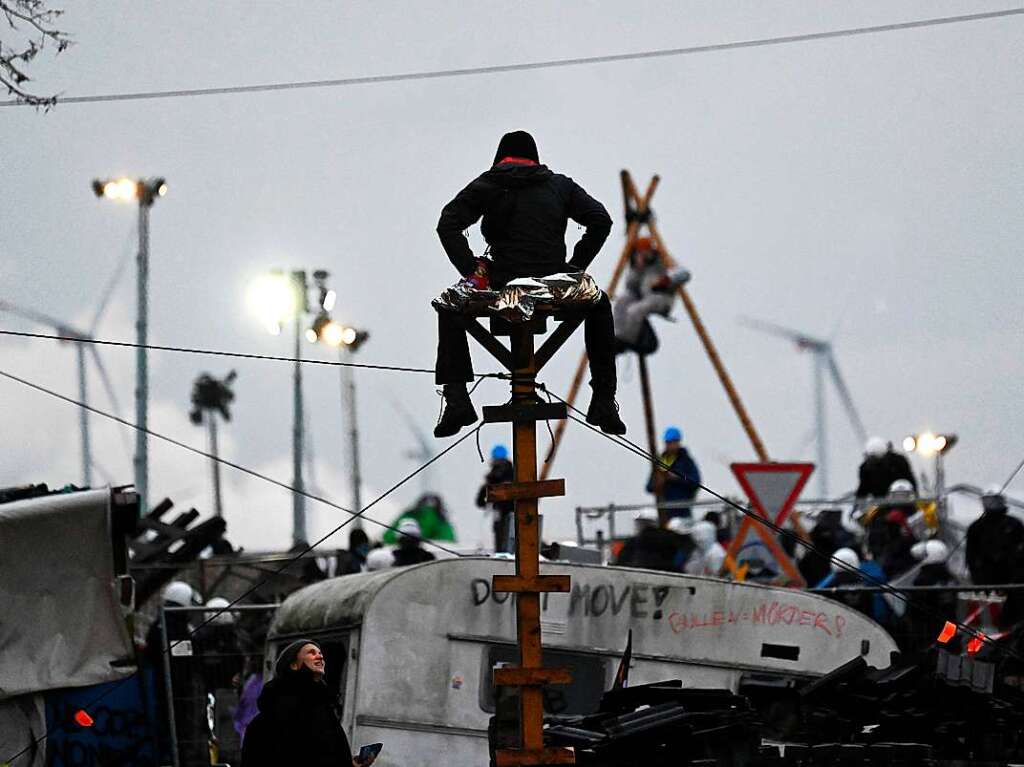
[433,271,602,323]
[0,489,135,700]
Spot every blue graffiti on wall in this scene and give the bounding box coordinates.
[45,670,162,767]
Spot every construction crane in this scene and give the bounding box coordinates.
[739,317,868,497]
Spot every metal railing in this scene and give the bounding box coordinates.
[156,604,279,767]
[573,494,959,558]
[807,585,1020,655]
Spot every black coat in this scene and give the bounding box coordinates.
[392,545,436,567]
[966,511,1024,585]
[856,451,916,498]
[241,670,351,767]
[615,528,689,573]
[800,514,856,587]
[828,569,873,616]
[476,458,515,513]
[437,163,612,285]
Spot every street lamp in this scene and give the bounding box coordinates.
[189,371,237,518]
[92,176,167,513]
[903,431,959,522]
[306,275,369,522]
[248,268,324,546]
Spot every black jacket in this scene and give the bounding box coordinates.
[476,458,515,513]
[966,510,1024,585]
[241,670,351,767]
[615,528,689,573]
[437,163,612,285]
[392,545,436,567]
[856,451,917,498]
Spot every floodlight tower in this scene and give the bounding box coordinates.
[92,176,167,512]
[189,371,238,517]
[307,274,369,523]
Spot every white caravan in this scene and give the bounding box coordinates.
[267,557,897,767]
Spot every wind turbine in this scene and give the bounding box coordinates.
[387,395,436,495]
[0,299,128,486]
[740,317,868,498]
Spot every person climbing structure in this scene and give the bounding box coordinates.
[613,236,691,355]
[476,444,515,552]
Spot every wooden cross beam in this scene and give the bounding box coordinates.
[452,305,584,766]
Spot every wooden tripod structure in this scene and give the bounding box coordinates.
[455,308,581,765]
[539,170,806,585]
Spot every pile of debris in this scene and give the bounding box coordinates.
[772,644,1024,764]
[490,639,1024,766]
[542,681,761,767]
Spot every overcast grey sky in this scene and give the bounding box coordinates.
[3,1,1022,550]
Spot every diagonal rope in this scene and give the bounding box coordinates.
[0,367,468,556]
[0,328,437,374]
[0,373,482,765]
[1001,454,1024,493]
[538,384,1019,659]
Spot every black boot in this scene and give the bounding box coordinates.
[434,384,478,438]
[586,392,626,435]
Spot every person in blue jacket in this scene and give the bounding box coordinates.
[647,426,701,520]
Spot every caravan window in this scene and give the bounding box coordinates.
[480,645,608,715]
[319,638,349,713]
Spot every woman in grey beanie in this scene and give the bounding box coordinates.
[242,639,373,766]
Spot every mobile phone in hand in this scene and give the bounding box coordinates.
[357,742,383,764]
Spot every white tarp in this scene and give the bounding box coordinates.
[0,489,135,701]
[0,694,45,767]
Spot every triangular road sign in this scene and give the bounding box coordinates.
[723,462,814,585]
[734,463,815,527]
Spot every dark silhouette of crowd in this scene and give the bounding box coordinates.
[799,441,1024,652]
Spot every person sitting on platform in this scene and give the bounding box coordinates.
[613,236,690,355]
[433,130,624,437]
[647,426,701,519]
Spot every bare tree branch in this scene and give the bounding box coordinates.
[0,0,70,108]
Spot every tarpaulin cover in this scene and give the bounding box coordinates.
[0,694,45,767]
[0,490,135,701]
[432,271,602,322]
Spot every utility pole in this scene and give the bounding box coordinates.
[340,346,363,519]
[190,371,237,518]
[135,199,150,513]
[455,308,581,766]
[92,176,167,512]
[208,413,223,516]
[249,267,327,548]
[292,275,308,545]
[302,270,368,525]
